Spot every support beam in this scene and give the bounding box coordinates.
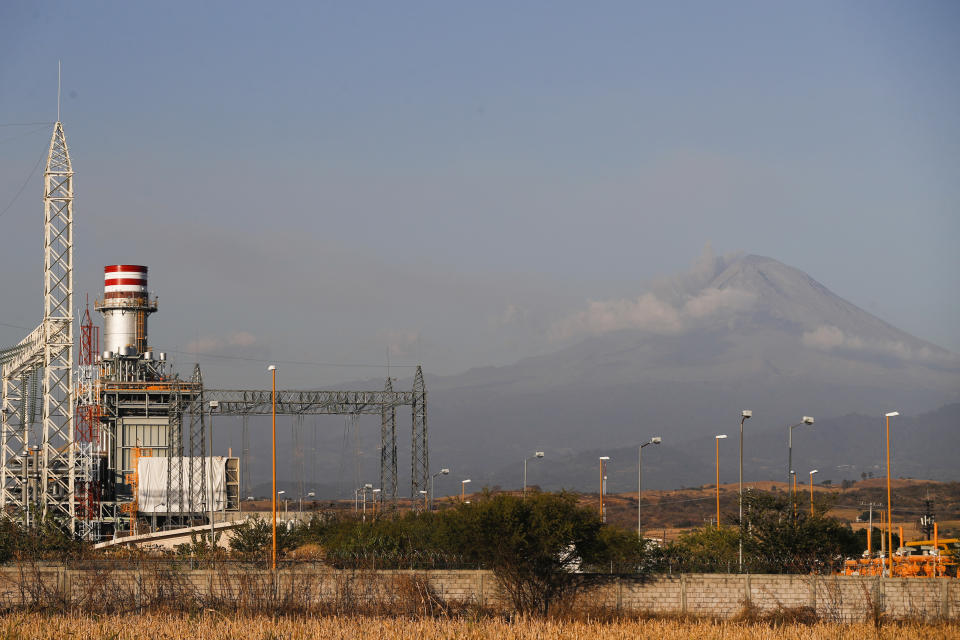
[380,376,397,508]
[411,366,427,501]
[204,389,414,415]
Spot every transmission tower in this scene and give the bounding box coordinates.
[380,376,397,508]
[1,122,76,529]
[411,366,428,500]
[919,496,935,540]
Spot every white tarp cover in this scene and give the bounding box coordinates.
[137,457,226,514]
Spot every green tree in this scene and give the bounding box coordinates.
[664,525,739,572]
[450,491,626,615]
[229,516,296,558]
[740,491,860,572]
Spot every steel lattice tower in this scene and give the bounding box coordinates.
[380,376,397,508]
[1,122,75,528]
[411,366,428,502]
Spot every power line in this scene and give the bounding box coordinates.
[0,321,34,331]
[166,348,417,369]
[0,150,46,220]
[0,124,50,146]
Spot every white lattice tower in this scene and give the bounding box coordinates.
[2,123,75,525]
[41,121,75,524]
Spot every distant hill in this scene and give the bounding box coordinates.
[423,254,959,491]
[236,254,960,496]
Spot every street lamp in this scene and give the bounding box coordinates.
[523,451,545,497]
[362,483,373,517]
[208,400,220,547]
[267,364,277,571]
[715,435,727,528]
[277,490,286,520]
[418,489,428,512]
[787,417,815,487]
[738,409,752,573]
[790,470,797,520]
[599,456,610,523]
[638,437,661,537]
[809,470,818,516]
[430,468,449,511]
[372,488,380,515]
[461,478,471,502]
[884,411,899,576]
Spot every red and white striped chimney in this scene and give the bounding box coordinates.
[104,264,148,297]
[97,265,157,355]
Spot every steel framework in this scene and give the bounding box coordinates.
[1,122,76,528]
[205,365,427,506]
[0,122,431,531]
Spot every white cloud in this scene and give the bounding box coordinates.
[549,287,756,341]
[682,287,756,319]
[802,325,959,366]
[382,329,422,358]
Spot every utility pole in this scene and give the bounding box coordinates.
[860,501,881,556]
[920,495,935,540]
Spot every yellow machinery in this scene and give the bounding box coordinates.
[842,525,958,578]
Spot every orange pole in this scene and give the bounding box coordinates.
[715,439,721,528]
[885,414,893,577]
[898,525,904,577]
[599,460,604,522]
[271,367,277,571]
[934,522,939,577]
[867,512,872,556]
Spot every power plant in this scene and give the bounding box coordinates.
[1,122,430,540]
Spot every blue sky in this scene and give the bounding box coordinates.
[1,1,957,386]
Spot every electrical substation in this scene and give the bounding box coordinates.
[0,122,430,541]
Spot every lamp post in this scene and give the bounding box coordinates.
[715,435,727,527]
[884,411,899,576]
[461,479,471,502]
[430,468,449,511]
[787,417,814,488]
[208,400,219,547]
[599,456,610,523]
[418,490,428,512]
[808,470,818,516]
[372,488,380,515]
[303,490,315,515]
[738,409,752,573]
[268,364,277,571]
[791,470,797,520]
[277,490,286,522]
[523,451,545,497]
[361,483,373,518]
[638,437,661,537]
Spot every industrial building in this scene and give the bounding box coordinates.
[1,121,430,541]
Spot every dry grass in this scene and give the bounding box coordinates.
[0,614,956,640]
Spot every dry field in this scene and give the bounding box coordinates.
[0,614,957,640]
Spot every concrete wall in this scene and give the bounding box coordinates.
[0,567,956,621]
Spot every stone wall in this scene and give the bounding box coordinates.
[0,567,956,621]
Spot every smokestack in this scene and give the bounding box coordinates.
[96,265,157,355]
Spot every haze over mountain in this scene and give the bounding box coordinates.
[233,251,959,497]
[420,252,959,491]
